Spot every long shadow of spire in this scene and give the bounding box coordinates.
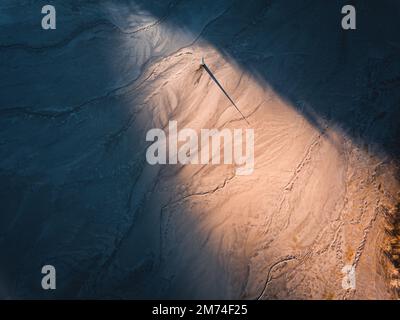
[201,59,250,125]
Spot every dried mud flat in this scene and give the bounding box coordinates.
[0,1,399,299]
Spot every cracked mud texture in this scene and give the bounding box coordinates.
[0,0,400,299]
